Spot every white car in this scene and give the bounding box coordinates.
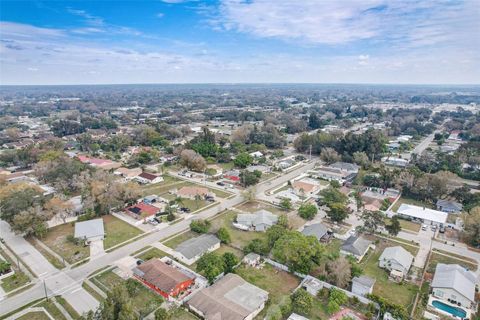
[421,224,427,231]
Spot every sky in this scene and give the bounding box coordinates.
[0,0,479,85]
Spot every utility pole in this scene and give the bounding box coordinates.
[43,280,48,301]
[309,144,312,161]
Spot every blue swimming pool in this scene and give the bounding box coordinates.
[432,300,467,318]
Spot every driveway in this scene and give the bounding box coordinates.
[89,240,105,258]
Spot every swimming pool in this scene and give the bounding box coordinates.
[431,300,467,319]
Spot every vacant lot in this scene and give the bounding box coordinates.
[171,308,199,320]
[40,223,89,264]
[17,311,51,320]
[135,247,169,261]
[235,201,286,215]
[103,215,143,249]
[235,264,301,319]
[359,238,419,312]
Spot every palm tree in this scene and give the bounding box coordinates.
[194,194,202,210]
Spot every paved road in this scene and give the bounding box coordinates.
[0,162,314,316]
[412,131,438,155]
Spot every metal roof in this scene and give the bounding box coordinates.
[74,218,105,239]
[431,263,477,302]
[379,246,414,271]
[175,234,220,259]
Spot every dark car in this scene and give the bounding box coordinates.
[216,181,225,186]
[180,207,191,213]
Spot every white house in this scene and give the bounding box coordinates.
[135,172,164,184]
[174,234,220,265]
[378,246,414,279]
[396,204,448,226]
[234,210,279,232]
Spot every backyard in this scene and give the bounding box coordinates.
[391,197,433,212]
[235,264,301,320]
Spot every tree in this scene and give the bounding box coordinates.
[240,170,261,187]
[360,210,385,234]
[320,147,341,164]
[291,289,314,315]
[11,206,50,238]
[44,196,73,224]
[386,216,402,236]
[327,288,348,314]
[154,308,171,320]
[319,186,348,207]
[272,231,324,274]
[279,198,292,211]
[216,227,231,244]
[234,153,253,168]
[266,225,288,248]
[298,203,318,220]
[190,219,211,233]
[244,238,269,255]
[242,187,256,201]
[277,214,289,228]
[196,252,225,283]
[325,256,351,288]
[463,206,480,247]
[99,284,136,320]
[0,185,44,223]
[223,252,239,273]
[180,149,207,172]
[353,151,370,168]
[326,202,350,223]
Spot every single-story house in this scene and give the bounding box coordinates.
[234,210,278,232]
[308,163,358,184]
[287,314,309,320]
[301,223,331,242]
[277,158,296,170]
[175,234,220,265]
[187,273,268,320]
[223,170,241,182]
[243,252,261,267]
[436,199,463,214]
[292,179,320,196]
[114,167,142,180]
[250,151,264,158]
[340,236,374,262]
[175,186,212,200]
[431,263,477,311]
[133,258,195,300]
[329,162,359,174]
[275,189,301,203]
[396,203,448,226]
[135,172,164,184]
[381,157,408,168]
[351,275,375,297]
[74,218,105,243]
[125,202,159,220]
[378,246,414,280]
[246,165,271,174]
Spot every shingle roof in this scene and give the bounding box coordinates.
[74,218,105,239]
[138,172,159,181]
[236,210,278,228]
[436,199,463,212]
[431,264,477,302]
[176,234,220,259]
[352,275,376,288]
[187,273,268,320]
[133,259,193,294]
[301,223,328,240]
[341,236,372,256]
[379,246,414,271]
[329,162,359,172]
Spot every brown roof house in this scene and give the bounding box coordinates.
[187,273,268,320]
[135,172,164,184]
[175,186,213,200]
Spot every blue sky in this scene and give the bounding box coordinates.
[0,0,479,85]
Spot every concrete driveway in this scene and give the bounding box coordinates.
[89,240,105,258]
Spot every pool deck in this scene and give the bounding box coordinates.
[427,295,472,320]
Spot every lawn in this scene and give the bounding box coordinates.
[37,299,68,320]
[103,215,143,249]
[55,296,80,319]
[40,223,89,264]
[171,308,199,320]
[427,252,478,273]
[216,245,244,259]
[0,248,31,292]
[17,312,50,320]
[359,239,419,312]
[391,197,433,212]
[235,264,301,319]
[27,238,65,269]
[163,231,197,249]
[209,210,268,249]
[92,270,163,317]
[384,217,421,233]
[235,201,286,215]
[142,180,189,196]
[272,184,290,194]
[135,247,169,261]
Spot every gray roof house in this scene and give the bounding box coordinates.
[378,246,414,276]
[351,275,375,297]
[301,223,329,242]
[340,236,374,262]
[431,264,477,309]
[175,234,220,265]
[74,219,105,242]
[187,273,268,320]
[436,199,463,214]
[330,162,359,173]
[235,210,278,232]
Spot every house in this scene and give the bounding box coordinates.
[114,167,142,180]
[277,158,296,170]
[74,219,105,243]
[275,189,302,203]
[292,179,320,196]
[133,259,195,299]
[234,210,279,232]
[340,236,374,262]
[287,314,309,320]
[351,275,375,297]
[125,202,159,220]
[378,246,414,280]
[135,172,164,184]
[246,165,271,174]
[329,162,359,174]
[224,169,241,182]
[396,204,448,226]
[187,273,268,320]
[430,264,477,312]
[175,186,212,200]
[301,223,331,242]
[436,199,463,214]
[249,151,264,158]
[381,157,408,168]
[308,163,358,184]
[175,234,220,265]
[243,253,261,267]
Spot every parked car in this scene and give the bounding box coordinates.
[439,226,446,233]
[216,181,225,186]
[431,225,437,231]
[180,207,191,213]
[421,224,427,231]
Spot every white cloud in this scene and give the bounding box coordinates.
[156,12,165,18]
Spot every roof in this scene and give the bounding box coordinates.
[292,181,317,193]
[436,199,463,211]
[133,259,193,293]
[126,202,159,216]
[329,162,359,172]
[176,234,220,259]
[341,236,372,256]
[244,252,260,262]
[396,204,448,224]
[302,223,328,240]
[379,246,414,270]
[431,264,477,302]
[177,186,209,197]
[352,275,376,288]
[236,210,278,228]
[287,313,309,320]
[138,172,159,181]
[187,273,268,320]
[74,219,105,239]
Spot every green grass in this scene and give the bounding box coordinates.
[218,162,234,171]
[17,312,51,320]
[135,247,169,261]
[171,308,199,320]
[235,201,286,215]
[235,264,301,319]
[55,296,80,319]
[82,281,105,302]
[103,215,143,249]
[391,197,433,212]
[39,223,89,264]
[384,217,421,233]
[37,299,67,320]
[142,181,189,195]
[216,245,244,259]
[209,210,268,249]
[163,231,197,249]
[272,184,290,194]
[0,248,31,292]
[427,252,478,273]
[358,239,419,312]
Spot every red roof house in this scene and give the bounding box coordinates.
[125,202,159,219]
[133,259,195,299]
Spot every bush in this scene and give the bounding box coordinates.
[291,289,313,315]
[216,227,231,244]
[190,219,211,233]
[298,203,318,220]
[167,213,176,222]
[243,238,269,255]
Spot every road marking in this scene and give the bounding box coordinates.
[70,287,82,294]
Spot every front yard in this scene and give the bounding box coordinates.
[427,251,478,273]
[384,217,421,233]
[103,215,143,249]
